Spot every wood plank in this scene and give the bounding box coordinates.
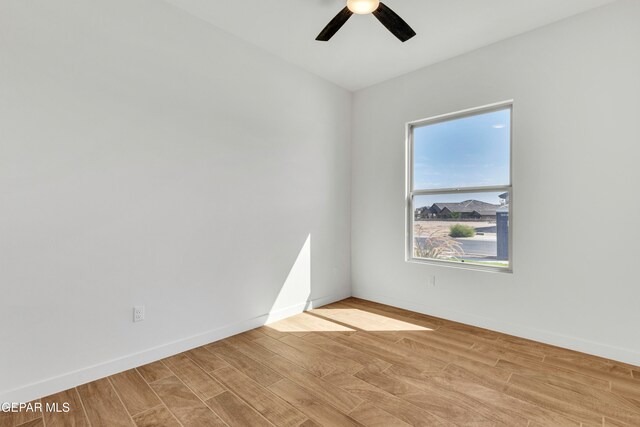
[337,299,442,331]
[417,370,579,426]
[494,338,548,360]
[267,354,363,413]
[383,365,529,426]
[136,361,173,384]
[396,328,475,351]
[109,369,161,416]
[76,378,134,427]
[432,325,506,350]
[355,299,441,323]
[446,364,596,426]
[612,378,640,402]
[131,405,180,427]
[503,374,610,425]
[253,335,336,377]
[396,337,497,367]
[41,389,90,427]
[239,328,270,341]
[14,419,43,427]
[332,333,445,373]
[436,324,501,341]
[340,298,435,322]
[603,417,630,426]
[221,334,278,360]
[204,391,273,427]
[348,402,412,427]
[608,365,634,379]
[323,372,450,427]
[310,304,426,338]
[265,315,318,335]
[443,361,512,390]
[495,358,611,391]
[151,376,225,426]
[307,308,405,342]
[284,312,357,333]
[268,379,363,426]
[210,366,307,427]
[185,346,229,372]
[498,334,566,355]
[545,354,635,383]
[354,368,493,426]
[255,325,288,340]
[207,342,282,386]
[432,327,545,363]
[508,373,640,425]
[279,334,363,375]
[302,332,391,373]
[162,354,225,400]
[470,342,544,363]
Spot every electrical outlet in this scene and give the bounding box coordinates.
[133,305,145,322]
[428,275,436,287]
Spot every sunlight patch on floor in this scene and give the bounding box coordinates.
[267,308,433,332]
[267,312,355,333]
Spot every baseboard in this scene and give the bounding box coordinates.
[0,290,350,403]
[353,288,640,367]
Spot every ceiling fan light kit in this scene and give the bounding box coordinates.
[316,1,416,43]
[347,0,380,14]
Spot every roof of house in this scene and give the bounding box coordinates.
[431,200,500,215]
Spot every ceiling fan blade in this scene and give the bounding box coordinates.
[372,2,416,42]
[316,7,353,41]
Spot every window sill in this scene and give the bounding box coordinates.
[406,256,513,274]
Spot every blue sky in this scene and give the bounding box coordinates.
[413,108,510,190]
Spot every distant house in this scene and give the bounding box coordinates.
[414,206,432,220]
[415,200,500,221]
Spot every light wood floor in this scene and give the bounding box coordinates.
[3,298,640,427]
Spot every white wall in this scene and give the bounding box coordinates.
[0,0,351,401]
[351,0,640,365]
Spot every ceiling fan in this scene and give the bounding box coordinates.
[316,0,416,42]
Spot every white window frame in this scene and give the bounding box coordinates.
[405,101,514,273]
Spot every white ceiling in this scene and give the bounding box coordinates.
[163,0,617,91]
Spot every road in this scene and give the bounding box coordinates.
[454,238,496,257]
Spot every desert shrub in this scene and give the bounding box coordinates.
[449,224,476,238]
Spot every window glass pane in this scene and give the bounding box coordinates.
[413,191,510,268]
[413,108,510,190]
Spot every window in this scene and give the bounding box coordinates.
[406,102,512,271]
